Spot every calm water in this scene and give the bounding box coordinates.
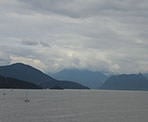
[0,89,148,122]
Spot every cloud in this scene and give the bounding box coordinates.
[0,0,148,73]
[19,0,148,18]
[10,55,46,72]
[0,51,11,65]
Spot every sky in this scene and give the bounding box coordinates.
[0,0,148,73]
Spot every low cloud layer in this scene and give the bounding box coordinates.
[0,0,148,73]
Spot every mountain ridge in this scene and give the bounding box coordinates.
[0,63,89,89]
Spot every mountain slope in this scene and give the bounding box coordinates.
[0,75,41,89]
[0,63,55,86]
[0,63,88,89]
[51,69,107,89]
[143,73,148,79]
[100,74,148,90]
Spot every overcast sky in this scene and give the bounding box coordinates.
[0,0,148,73]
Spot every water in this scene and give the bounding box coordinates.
[0,89,148,122]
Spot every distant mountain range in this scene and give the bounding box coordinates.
[0,75,41,89]
[100,74,148,90]
[0,63,88,89]
[1,63,148,91]
[50,69,108,89]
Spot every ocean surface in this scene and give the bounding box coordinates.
[0,89,148,122]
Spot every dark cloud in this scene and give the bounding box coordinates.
[39,41,51,47]
[21,40,39,46]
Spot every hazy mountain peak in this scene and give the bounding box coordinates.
[51,69,108,89]
[101,73,148,90]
